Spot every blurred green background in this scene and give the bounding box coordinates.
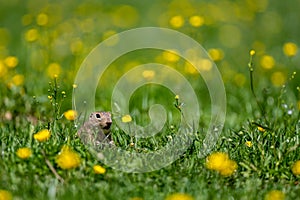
[0,0,299,117]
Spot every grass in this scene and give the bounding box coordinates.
[1,1,300,199]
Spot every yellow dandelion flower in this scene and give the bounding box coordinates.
[206,152,229,171]
[208,48,224,61]
[245,141,253,147]
[271,72,286,87]
[169,15,184,28]
[189,15,204,27]
[265,190,285,200]
[122,114,132,123]
[219,159,238,176]
[206,152,237,176]
[64,110,77,121]
[72,84,77,89]
[0,61,8,78]
[4,56,18,68]
[33,129,51,142]
[162,50,180,62]
[250,50,256,56]
[260,55,275,70]
[11,74,24,86]
[47,62,61,78]
[175,95,179,100]
[142,70,155,80]
[36,13,48,26]
[25,28,38,42]
[16,147,32,159]
[0,190,12,200]
[283,42,298,57]
[165,193,194,200]
[93,165,106,174]
[257,126,266,132]
[292,160,300,175]
[56,145,81,170]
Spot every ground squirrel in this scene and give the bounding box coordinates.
[77,111,114,148]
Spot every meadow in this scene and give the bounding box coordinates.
[1,0,300,199]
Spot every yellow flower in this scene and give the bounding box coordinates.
[64,110,77,121]
[206,152,237,176]
[165,193,194,200]
[122,114,132,123]
[271,72,286,87]
[56,145,81,170]
[208,48,224,61]
[4,56,18,68]
[250,50,256,56]
[283,42,298,57]
[169,15,184,28]
[36,13,48,26]
[257,126,266,132]
[175,95,179,100]
[0,61,8,78]
[0,190,12,200]
[162,50,180,62]
[292,160,300,175]
[72,84,77,89]
[260,55,275,70]
[33,129,51,142]
[11,74,25,86]
[142,70,155,80]
[93,165,106,174]
[265,190,285,200]
[47,63,62,78]
[25,28,39,42]
[189,15,204,27]
[16,147,32,159]
[245,141,253,147]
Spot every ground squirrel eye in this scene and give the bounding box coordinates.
[95,113,101,119]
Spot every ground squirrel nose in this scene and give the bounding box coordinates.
[103,122,112,129]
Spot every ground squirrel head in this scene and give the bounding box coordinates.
[89,111,112,130]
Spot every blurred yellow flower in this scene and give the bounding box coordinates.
[169,15,184,28]
[291,160,300,175]
[142,70,155,80]
[206,152,237,176]
[64,110,77,121]
[0,61,7,78]
[12,74,24,86]
[189,15,204,27]
[93,165,106,174]
[165,193,194,200]
[25,28,38,42]
[36,13,48,26]
[283,42,298,57]
[245,141,253,147]
[257,126,266,132]
[122,115,132,123]
[72,84,78,89]
[271,72,286,87]
[56,145,81,170]
[184,62,197,74]
[264,190,285,200]
[162,50,180,62]
[0,189,12,200]
[175,95,179,100]
[260,55,275,70]
[34,129,51,142]
[47,62,62,78]
[16,147,32,159]
[250,50,256,56]
[4,56,18,68]
[234,73,246,87]
[208,48,224,61]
